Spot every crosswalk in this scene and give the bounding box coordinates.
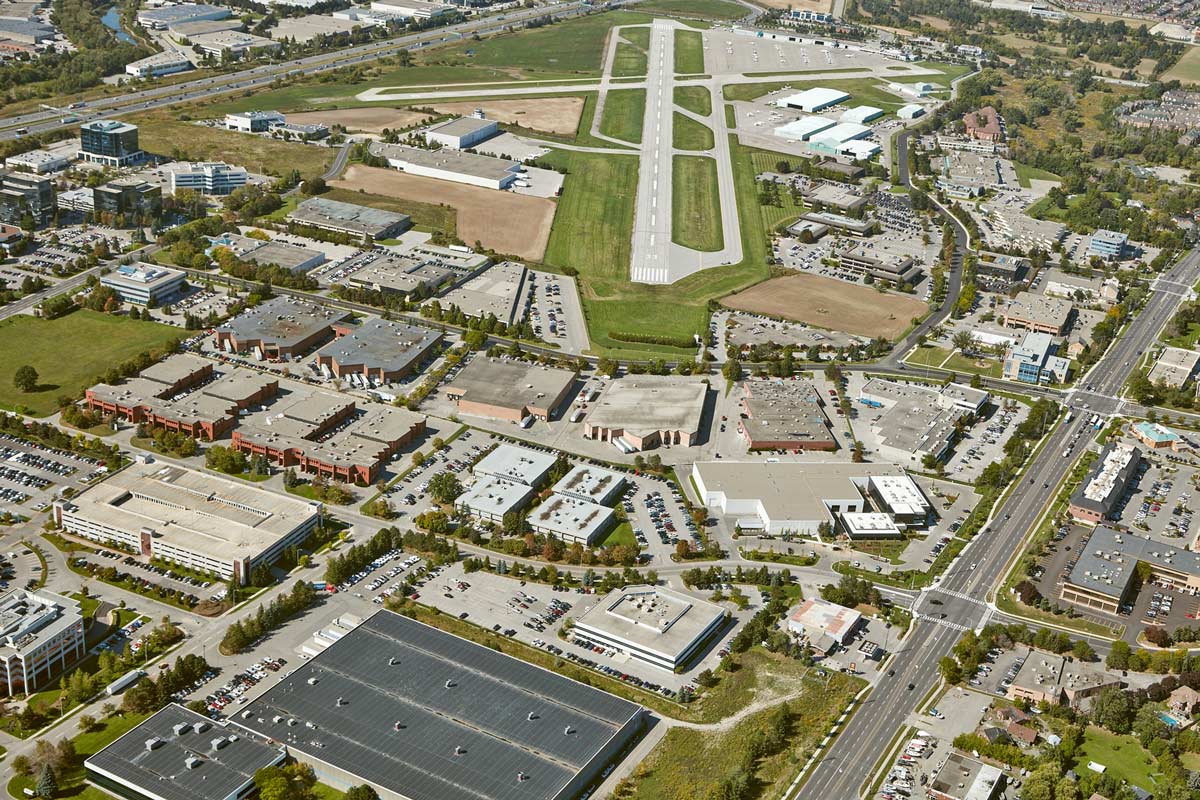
[925,586,986,606]
[913,613,972,632]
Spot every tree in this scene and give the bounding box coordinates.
[345,788,379,800]
[427,472,463,505]
[1092,686,1135,733]
[35,765,57,799]
[13,365,38,393]
[938,656,963,685]
[952,330,974,354]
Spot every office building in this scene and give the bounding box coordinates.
[125,51,193,79]
[287,197,411,239]
[86,705,287,800]
[189,30,279,57]
[1068,442,1141,524]
[1149,346,1200,388]
[999,291,1073,335]
[1002,331,1071,385]
[79,120,143,167]
[583,378,707,452]
[422,113,499,149]
[100,263,185,306]
[236,610,645,800]
[93,179,162,220]
[1132,420,1181,451]
[1006,647,1119,708]
[0,168,54,226]
[166,162,249,195]
[1062,525,1200,614]
[572,585,726,671]
[54,462,321,584]
[444,358,576,423]
[4,149,70,174]
[224,110,286,133]
[837,244,921,285]
[0,589,85,696]
[1087,228,1129,261]
[976,252,1029,290]
[963,106,1003,142]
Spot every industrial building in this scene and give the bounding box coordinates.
[4,149,70,174]
[287,197,411,239]
[232,392,427,484]
[1068,442,1142,524]
[455,445,556,524]
[1006,647,1119,708]
[999,291,1074,335]
[86,353,278,440]
[840,105,883,124]
[85,705,287,800]
[572,585,726,671]
[775,87,850,112]
[267,14,362,43]
[551,464,626,506]
[224,110,286,133]
[169,17,245,38]
[0,589,85,696]
[738,379,835,452]
[1149,346,1200,388]
[314,319,442,384]
[207,232,325,273]
[215,295,352,359]
[1061,525,1200,614]
[444,358,576,423]
[692,461,930,538]
[0,168,54,226]
[368,141,521,190]
[125,50,193,79]
[370,0,455,18]
[808,122,873,156]
[440,260,531,325]
[100,263,185,306]
[136,3,230,29]
[799,210,876,236]
[527,493,616,545]
[166,161,248,195]
[929,753,1005,800]
[54,462,321,584]
[189,30,279,57]
[773,116,836,141]
[787,598,862,649]
[237,610,645,800]
[1002,332,1071,385]
[339,245,490,297]
[423,113,500,149]
[897,103,925,120]
[583,377,708,452]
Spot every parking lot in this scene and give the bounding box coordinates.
[620,477,702,560]
[529,270,589,355]
[70,547,220,608]
[1117,452,1200,546]
[939,401,1031,484]
[0,433,108,520]
[718,310,863,356]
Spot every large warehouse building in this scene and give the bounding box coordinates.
[583,378,708,452]
[775,87,851,112]
[572,585,726,671]
[445,358,577,423]
[215,296,352,359]
[287,197,411,239]
[368,141,522,190]
[54,462,322,584]
[235,610,646,800]
[423,113,500,149]
[315,319,442,385]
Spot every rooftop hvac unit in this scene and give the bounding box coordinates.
[211,737,228,751]
[185,756,201,769]
[145,737,163,751]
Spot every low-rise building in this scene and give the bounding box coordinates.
[976,252,1030,290]
[837,243,921,285]
[787,597,862,650]
[368,141,521,190]
[224,110,285,133]
[93,178,162,221]
[0,589,85,696]
[287,196,411,239]
[137,3,230,29]
[775,87,850,112]
[584,377,708,452]
[1002,331,1071,385]
[0,168,54,226]
[100,263,185,306]
[444,357,576,423]
[189,30,279,57]
[314,319,442,385]
[1087,228,1128,261]
[963,106,1004,142]
[55,462,322,584]
[799,210,876,236]
[572,585,726,671]
[370,0,455,18]
[4,149,70,174]
[207,232,325,273]
[929,753,1005,800]
[738,379,835,452]
[440,260,531,325]
[1131,420,1181,451]
[1068,442,1142,525]
[215,296,352,359]
[1149,346,1200,388]
[339,245,490,297]
[166,161,248,195]
[1007,647,1120,707]
[423,113,499,149]
[859,378,975,465]
[999,291,1074,335]
[125,50,193,79]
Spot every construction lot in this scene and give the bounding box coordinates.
[722,273,929,340]
[330,164,558,261]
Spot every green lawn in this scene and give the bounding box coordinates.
[433,10,653,74]
[8,712,151,800]
[322,187,457,238]
[622,26,650,50]
[674,85,712,116]
[905,344,953,369]
[673,112,714,150]
[944,352,1003,378]
[637,0,747,20]
[599,521,638,549]
[134,115,333,181]
[672,155,723,252]
[674,29,706,74]
[1164,321,1200,349]
[0,311,180,417]
[312,784,346,800]
[612,42,648,78]
[71,592,101,622]
[1163,45,1200,84]
[1076,727,1161,791]
[599,89,646,143]
[913,60,975,86]
[1014,161,1062,188]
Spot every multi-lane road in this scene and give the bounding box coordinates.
[798,246,1200,800]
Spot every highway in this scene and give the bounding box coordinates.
[0,1,589,141]
[796,246,1200,800]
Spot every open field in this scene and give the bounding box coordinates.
[673,112,715,150]
[673,155,723,251]
[674,85,712,116]
[599,88,646,143]
[635,0,748,20]
[1164,45,1200,84]
[430,10,653,75]
[286,108,432,134]
[722,273,927,339]
[0,311,180,417]
[134,116,334,180]
[331,165,556,260]
[542,149,639,285]
[428,97,585,136]
[1076,727,1161,790]
[674,29,705,74]
[1013,161,1062,188]
[751,0,830,10]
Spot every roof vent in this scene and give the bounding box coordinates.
[445,679,455,689]
[517,772,528,783]
[394,721,405,731]
[336,697,347,707]
[564,726,574,735]
[454,745,465,756]
[388,656,399,665]
[307,677,319,685]
[527,711,538,721]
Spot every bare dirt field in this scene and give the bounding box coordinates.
[332,165,557,260]
[286,108,433,134]
[722,273,927,339]
[425,98,585,136]
[752,0,831,11]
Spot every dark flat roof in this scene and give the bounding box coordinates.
[86,705,284,800]
[235,610,641,800]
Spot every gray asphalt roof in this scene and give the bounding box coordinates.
[86,705,284,800]
[235,611,641,800]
